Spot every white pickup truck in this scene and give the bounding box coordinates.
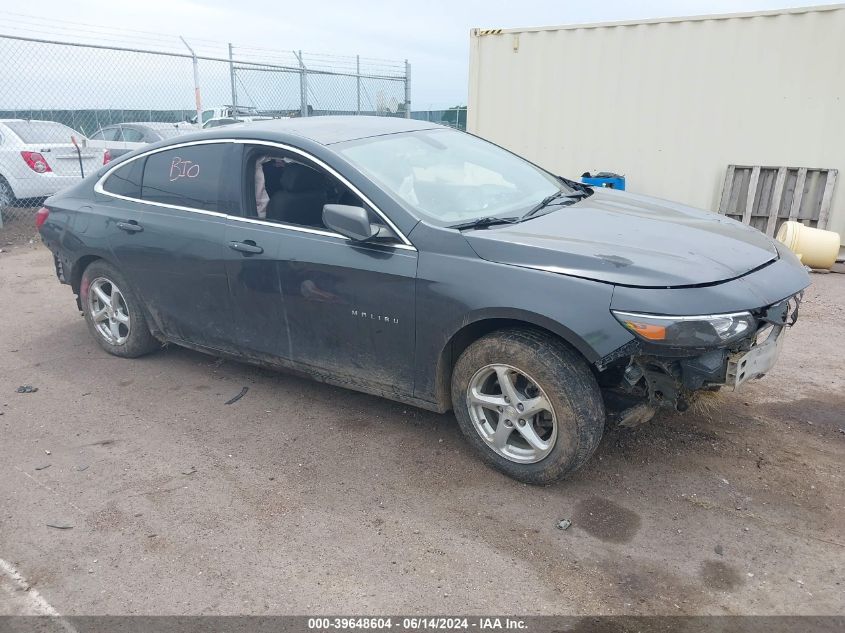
[194,105,278,129]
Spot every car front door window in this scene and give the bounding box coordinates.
[247,151,401,243]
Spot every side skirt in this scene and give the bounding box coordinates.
[164,337,449,415]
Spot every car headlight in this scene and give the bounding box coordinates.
[612,310,755,347]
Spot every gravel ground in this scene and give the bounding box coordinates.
[0,243,843,616]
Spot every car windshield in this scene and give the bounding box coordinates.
[334,128,569,224]
[5,120,81,144]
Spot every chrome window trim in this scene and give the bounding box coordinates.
[91,188,230,219]
[93,137,417,251]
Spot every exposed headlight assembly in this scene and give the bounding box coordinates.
[612,310,756,347]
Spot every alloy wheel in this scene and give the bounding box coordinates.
[87,277,131,345]
[466,363,557,464]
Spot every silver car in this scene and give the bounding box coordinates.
[88,122,197,160]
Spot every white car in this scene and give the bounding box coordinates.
[0,119,105,207]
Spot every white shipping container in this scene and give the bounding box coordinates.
[468,4,845,252]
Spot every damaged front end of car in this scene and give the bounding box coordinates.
[597,293,803,426]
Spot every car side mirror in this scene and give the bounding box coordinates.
[322,204,378,241]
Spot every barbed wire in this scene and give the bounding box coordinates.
[0,10,225,46]
[0,27,412,228]
[0,10,406,75]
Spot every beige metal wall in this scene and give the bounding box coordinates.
[468,4,845,249]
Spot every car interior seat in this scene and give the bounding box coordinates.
[266,163,327,227]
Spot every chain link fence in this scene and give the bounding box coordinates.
[411,107,466,131]
[0,34,409,229]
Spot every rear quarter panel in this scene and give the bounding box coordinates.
[41,186,116,293]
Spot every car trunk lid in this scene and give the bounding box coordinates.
[35,143,103,177]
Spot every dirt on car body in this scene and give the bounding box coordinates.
[0,245,843,615]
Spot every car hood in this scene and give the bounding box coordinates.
[461,188,779,287]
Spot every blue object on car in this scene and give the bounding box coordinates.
[581,171,625,190]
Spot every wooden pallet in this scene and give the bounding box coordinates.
[718,165,838,237]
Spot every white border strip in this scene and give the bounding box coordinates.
[93,138,417,251]
[0,557,76,628]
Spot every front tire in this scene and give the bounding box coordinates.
[451,329,605,484]
[80,261,159,358]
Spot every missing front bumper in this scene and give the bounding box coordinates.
[725,325,786,390]
[601,292,802,414]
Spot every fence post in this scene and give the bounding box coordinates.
[356,55,361,115]
[179,36,202,125]
[404,59,411,118]
[296,50,308,117]
[228,43,238,114]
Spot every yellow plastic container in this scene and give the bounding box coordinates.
[776,221,841,270]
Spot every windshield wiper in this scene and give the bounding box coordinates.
[449,216,521,230]
[522,190,590,220]
[524,191,566,219]
[560,176,594,193]
[450,186,593,230]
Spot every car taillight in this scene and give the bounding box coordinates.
[103,149,112,165]
[35,206,50,229]
[21,151,52,173]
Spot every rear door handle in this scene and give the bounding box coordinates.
[228,240,264,255]
[116,221,143,233]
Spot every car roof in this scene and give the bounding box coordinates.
[0,119,83,141]
[199,115,441,145]
[0,119,74,125]
[101,122,194,130]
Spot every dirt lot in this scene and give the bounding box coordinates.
[0,242,843,616]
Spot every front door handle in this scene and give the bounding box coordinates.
[116,220,143,233]
[228,240,264,255]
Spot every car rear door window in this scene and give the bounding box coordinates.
[92,128,120,142]
[102,158,145,198]
[141,143,229,212]
[121,128,145,142]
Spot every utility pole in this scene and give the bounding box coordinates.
[228,43,238,115]
[294,50,308,117]
[180,36,202,125]
[404,60,411,119]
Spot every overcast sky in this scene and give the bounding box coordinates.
[2,0,840,110]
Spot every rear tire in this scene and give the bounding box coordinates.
[80,260,159,358]
[0,176,14,211]
[451,328,605,484]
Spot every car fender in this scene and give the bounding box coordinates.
[424,306,621,412]
[451,306,599,361]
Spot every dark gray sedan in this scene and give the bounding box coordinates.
[37,117,809,484]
